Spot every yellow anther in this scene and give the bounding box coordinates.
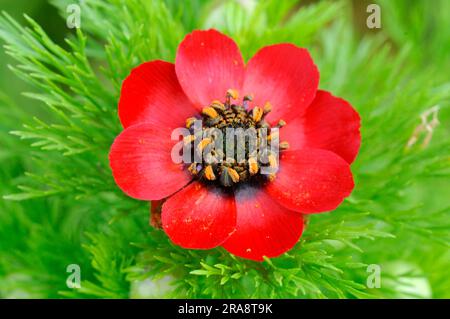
[252,106,264,122]
[268,173,276,182]
[263,102,272,114]
[202,107,219,119]
[279,141,290,150]
[277,119,286,127]
[211,100,225,111]
[204,165,216,180]
[227,168,240,183]
[188,163,198,175]
[248,157,259,175]
[186,117,197,128]
[268,153,278,169]
[197,138,212,152]
[220,167,240,187]
[226,89,239,100]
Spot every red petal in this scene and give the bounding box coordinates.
[279,115,306,152]
[118,60,198,129]
[266,149,354,214]
[304,91,361,164]
[221,186,304,261]
[162,182,236,249]
[243,44,319,123]
[175,29,245,108]
[109,123,191,200]
[282,90,361,164]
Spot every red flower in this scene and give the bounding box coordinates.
[109,29,360,261]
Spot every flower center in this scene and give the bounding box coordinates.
[184,89,289,187]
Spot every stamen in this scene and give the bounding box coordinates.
[257,120,270,129]
[220,167,240,187]
[186,117,197,128]
[197,138,212,152]
[202,107,219,119]
[228,168,240,182]
[279,141,290,150]
[184,91,287,187]
[243,94,253,109]
[248,157,259,175]
[188,163,200,175]
[210,100,225,111]
[252,106,263,122]
[277,119,286,128]
[268,153,278,169]
[226,89,239,100]
[239,170,249,181]
[204,165,216,180]
[263,102,272,114]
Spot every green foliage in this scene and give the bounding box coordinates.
[0,0,448,298]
